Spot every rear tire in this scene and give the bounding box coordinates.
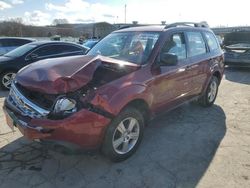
[198,76,219,107]
[102,107,144,162]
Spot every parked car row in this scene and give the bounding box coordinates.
[3,22,224,161]
[0,41,88,89]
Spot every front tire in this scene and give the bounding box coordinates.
[102,107,144,162]
[198,76,219,107]
[0,71,16,90]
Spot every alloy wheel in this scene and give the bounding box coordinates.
[208,80,217,102]
[112,117,140,155]
[2,72,16,89]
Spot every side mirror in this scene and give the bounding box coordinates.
[160,53,178,66]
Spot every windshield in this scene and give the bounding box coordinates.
[87,32,160,65]
[4,43,37,58]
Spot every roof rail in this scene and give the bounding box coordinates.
[164,22,209,29]
[117,25,132,30]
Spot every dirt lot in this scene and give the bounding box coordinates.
[0,67,249,188]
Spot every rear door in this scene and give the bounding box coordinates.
[185,31,210,96]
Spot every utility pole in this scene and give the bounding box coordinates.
[125,4,127,24]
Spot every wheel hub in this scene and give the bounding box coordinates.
[112,117,140,154]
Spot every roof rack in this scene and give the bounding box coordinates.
[164,22,209,29]
[117,25,132,30]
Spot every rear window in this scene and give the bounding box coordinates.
[204,32,219,51]
[186,32,207,57]
[4,43,37,57]
[13,39,32,46]
[0,39,31,47]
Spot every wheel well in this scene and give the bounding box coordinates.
[124,99,151,125]
[0,69,18,75]
[213,71,222,83]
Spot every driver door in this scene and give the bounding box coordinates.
[151,32,193,113]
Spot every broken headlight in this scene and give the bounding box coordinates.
[53,97,77,115]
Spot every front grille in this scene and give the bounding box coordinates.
[8,83,50,118]
[15,83,55,109]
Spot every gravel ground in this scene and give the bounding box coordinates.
[0,67,249,188]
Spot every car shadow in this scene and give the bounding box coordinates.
[225,66,250,85]
[0,103,226,188]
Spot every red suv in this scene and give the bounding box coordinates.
[3,22,224,161]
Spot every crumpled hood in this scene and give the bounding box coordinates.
[16,55,139,94]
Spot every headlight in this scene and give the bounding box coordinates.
[53,97,77,115]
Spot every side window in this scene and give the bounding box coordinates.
[186,32,206,57]
[161,33,187,60]
[58,45,82,53]
[32,45,61,57]
[204,32,219,51]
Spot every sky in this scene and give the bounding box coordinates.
[0,0,249,27]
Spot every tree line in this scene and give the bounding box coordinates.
[0,18,81,37]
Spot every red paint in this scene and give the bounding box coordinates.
[4,107,110,149]
[4,26,224,150]
[16,55,139,94]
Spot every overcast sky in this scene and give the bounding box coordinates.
[0,0,249,27]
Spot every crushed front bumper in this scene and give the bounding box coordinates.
[3,99,111,150]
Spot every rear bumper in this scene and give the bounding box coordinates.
[3,100,111,150]
[225,61,250,67]
[224,56,250,67]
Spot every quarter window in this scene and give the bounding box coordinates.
[204,32,219,51]
[186,32,206,57]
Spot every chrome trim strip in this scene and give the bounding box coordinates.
[11,83,50,117]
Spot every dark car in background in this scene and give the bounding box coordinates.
[0,41,88,89]
[224,43,250,67]
[224,31,250,67]
[0,37,35,56]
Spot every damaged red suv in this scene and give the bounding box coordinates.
[3,22,224,161]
